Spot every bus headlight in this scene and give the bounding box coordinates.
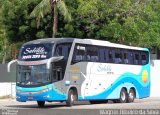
[16,96,20,99]
[40,88,50,93]
[37,87,53,94]
[43,95,50,98]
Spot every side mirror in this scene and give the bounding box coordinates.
[47,56,64,69]
[7,59,17,72]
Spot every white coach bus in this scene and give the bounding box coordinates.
[8,38,150,107]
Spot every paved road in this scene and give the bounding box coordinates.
[0,97,160,115]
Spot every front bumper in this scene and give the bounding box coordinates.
[16,85,66,102]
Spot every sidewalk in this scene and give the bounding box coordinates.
[0,95,16,102]
[0,98,16,102]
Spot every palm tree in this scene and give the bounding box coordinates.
[30,0,71,37]
[0,7,9,64]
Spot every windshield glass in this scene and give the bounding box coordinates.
[17,64,51,87]
[19,43,53,61]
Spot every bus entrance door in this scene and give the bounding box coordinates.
[52,67,63,81]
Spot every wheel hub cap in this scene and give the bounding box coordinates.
[121,92,125,101]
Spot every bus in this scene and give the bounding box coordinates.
[8,38,150,107]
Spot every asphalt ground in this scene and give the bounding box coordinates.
[0,97,160,115]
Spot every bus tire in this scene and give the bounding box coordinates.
[37,101,45,107]
[66,89,77,106]
[127,88,135,103]
[119,88,128,103]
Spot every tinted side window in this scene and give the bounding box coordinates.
[86,45,99,62]
[104,48,109,62]
[108,49,114,63]
[72,44,86,63]
[114,49,123,64]
[99,47,106,63]
[55,44,71,60]
[123,50,129,64]
[134,52,141,65]
[141,51,149,65]
[128,50,134,64]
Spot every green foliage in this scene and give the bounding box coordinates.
[36,31,45,38]
[30,0,51,21]
[0,0,53,63]
[0,0,160,63]
[57,0,72,22]
[1,0,52,43]
[30,0,72,37]
[70,0,160,47]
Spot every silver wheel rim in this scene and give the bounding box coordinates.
[71,93,74,102]
[121,92,126,101]
[129,91,134,100]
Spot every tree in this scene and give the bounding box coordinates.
[30,0,71,37]
[0,0,160,63]
[0,0,52,63]
[75,0,160,48]
[1,0,54,42]
[0,5,9,64]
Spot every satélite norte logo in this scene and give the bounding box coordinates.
[24,47,47,55]
[97,64,113,74]
[22,47,48,60]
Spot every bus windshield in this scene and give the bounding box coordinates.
[17,64,51,87]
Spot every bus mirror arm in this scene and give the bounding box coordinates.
[47,56,64,69]
[7,59,17,72]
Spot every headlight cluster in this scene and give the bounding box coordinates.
[39,87,52,94]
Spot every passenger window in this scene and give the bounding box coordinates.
[128,51,134,64]
[55,44,71,60]
[141,52,148,65]
[72,44,86,63]
[108,49,114,63]
[114,49,123,64]
[105,49,109,62]
[86,45,99,62]
[134,52,140,65]
[124,51,129,64]
[99,48,106,63]
[52,66,62,81]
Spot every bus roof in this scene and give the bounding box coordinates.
[23,38,149,51]
[74,39,149,51]
[23,38,75,45]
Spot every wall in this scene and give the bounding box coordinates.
[0,64,16,82]
[0,83,16,97]
[0,64,16,97]
[150,60,160,97]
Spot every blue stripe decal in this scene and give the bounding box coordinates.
[79,64,150,100]
[83,76,150,100]
[16,84,67,101]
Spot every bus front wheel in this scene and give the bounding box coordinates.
[66,89,77,106]
[37,101,45,107]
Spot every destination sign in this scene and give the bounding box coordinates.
[20,43,53,61]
